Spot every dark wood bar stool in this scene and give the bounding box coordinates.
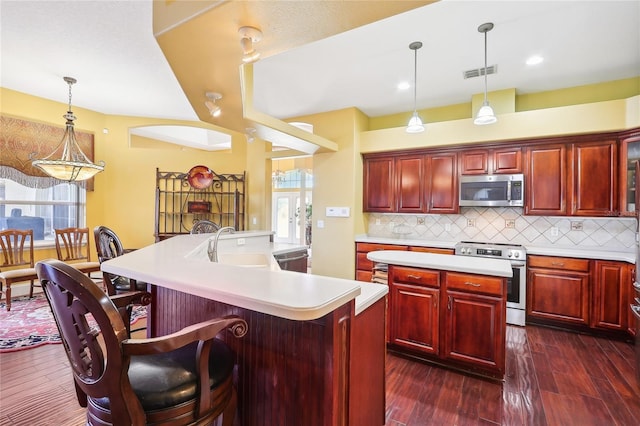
[36,259,247,426]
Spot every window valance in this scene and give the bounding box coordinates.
[0,114,95,190]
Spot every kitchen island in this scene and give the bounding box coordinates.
[102,232,388,426]
[368,250,512,379]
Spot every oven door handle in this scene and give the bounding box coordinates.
[510,260,526,267]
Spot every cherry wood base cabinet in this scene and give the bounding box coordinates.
[355,242,453,283]
[388,266,440,354]
[592,260,632,333]
[527,255,590,327]
[527,255,632,337]
[387,265,506,379]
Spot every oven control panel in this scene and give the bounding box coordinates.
[455,243,526,260]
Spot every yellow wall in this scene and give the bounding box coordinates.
[369,77,640,130]
[1,87,247,260]
[288,108,367,279]
[361,95,640,154]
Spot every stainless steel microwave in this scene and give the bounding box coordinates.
[459,174,524,207]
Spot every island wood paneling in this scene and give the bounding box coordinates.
[149,285,353,426]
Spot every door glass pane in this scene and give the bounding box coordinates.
[275,196,290,239]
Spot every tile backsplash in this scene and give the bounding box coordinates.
[367,208,637,250]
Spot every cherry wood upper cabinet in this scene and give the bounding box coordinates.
[618,130,640,217]
[363,157,395,212]
[493,147,522,174]
[363,152,458,214]
[571,140,617,216]
[460,150,488,175]
[525,144,568,215]
[460,147,522,175]
[427,153,458,213]
[396,155,425,213]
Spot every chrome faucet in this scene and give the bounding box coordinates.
[208,226,235,262]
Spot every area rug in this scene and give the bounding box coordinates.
[0,295,146,353]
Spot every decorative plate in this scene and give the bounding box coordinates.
[187,165,214,189]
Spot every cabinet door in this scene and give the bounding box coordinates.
[493,147,522,174]
[571,140,617,216]
[396,155,425,213]
[618,131,640,216]
[460,150,488,175]
[527,268,590,326]
[592,260,630,331]
[525,144,567,215]
[389,282,439,355]
[426,153,458,213]
[443,291,504,374]
[363,157,395,212]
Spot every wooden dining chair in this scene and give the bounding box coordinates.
[190,219,220,234]
[94,225,146,295]
[36,259,247,426]
[54,227,101,280]
[0,229,38,311]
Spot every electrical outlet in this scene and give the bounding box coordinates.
[467,219,476,228]
[375,218,381,225]
[237,238,246,246]
[551,226,559,236]
[389,221,396,229]
[570,221,584,231]
[417,217,425,225]
[505,219,515,229]
[445,223,451,232]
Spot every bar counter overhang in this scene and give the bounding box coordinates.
[102,233,388,426]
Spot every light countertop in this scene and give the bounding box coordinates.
[367,250,513,278]
[102,233,387,321]
[356,235,635,264]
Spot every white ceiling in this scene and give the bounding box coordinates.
[1,1,639,140]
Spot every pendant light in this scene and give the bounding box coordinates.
[32,77,105,181]
[474,22,497,125]
[406,41,425,134]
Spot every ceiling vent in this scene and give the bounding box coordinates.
[463,65,498,79]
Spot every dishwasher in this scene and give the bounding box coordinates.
[274,248,309,273]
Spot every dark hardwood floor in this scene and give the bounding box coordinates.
[1,325,639,425]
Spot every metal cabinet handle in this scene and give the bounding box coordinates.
[551,262,565,267]
[464,281,481,287]
[448,296,452,310]
[407,274,422,280]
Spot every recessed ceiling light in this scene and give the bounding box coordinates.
[526,55,544,66]
[397,81,410,91]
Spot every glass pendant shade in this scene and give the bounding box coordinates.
[32,77,105,182]
[474,101,497,125]
[406,111,425,133]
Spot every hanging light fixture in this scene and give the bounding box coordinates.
[239,26,263,64]
[32,76,105,181]
[406,41,425,134]
[204,92,222,117]
[474,22,497,125]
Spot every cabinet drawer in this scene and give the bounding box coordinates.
[391,266,440,288]
[409,246,454,255]
[357,252,374,272]
[356,243,408,253]
[445,272,504,297]
[528,255,590,272]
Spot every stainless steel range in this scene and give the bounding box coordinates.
[454,241,527,326]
